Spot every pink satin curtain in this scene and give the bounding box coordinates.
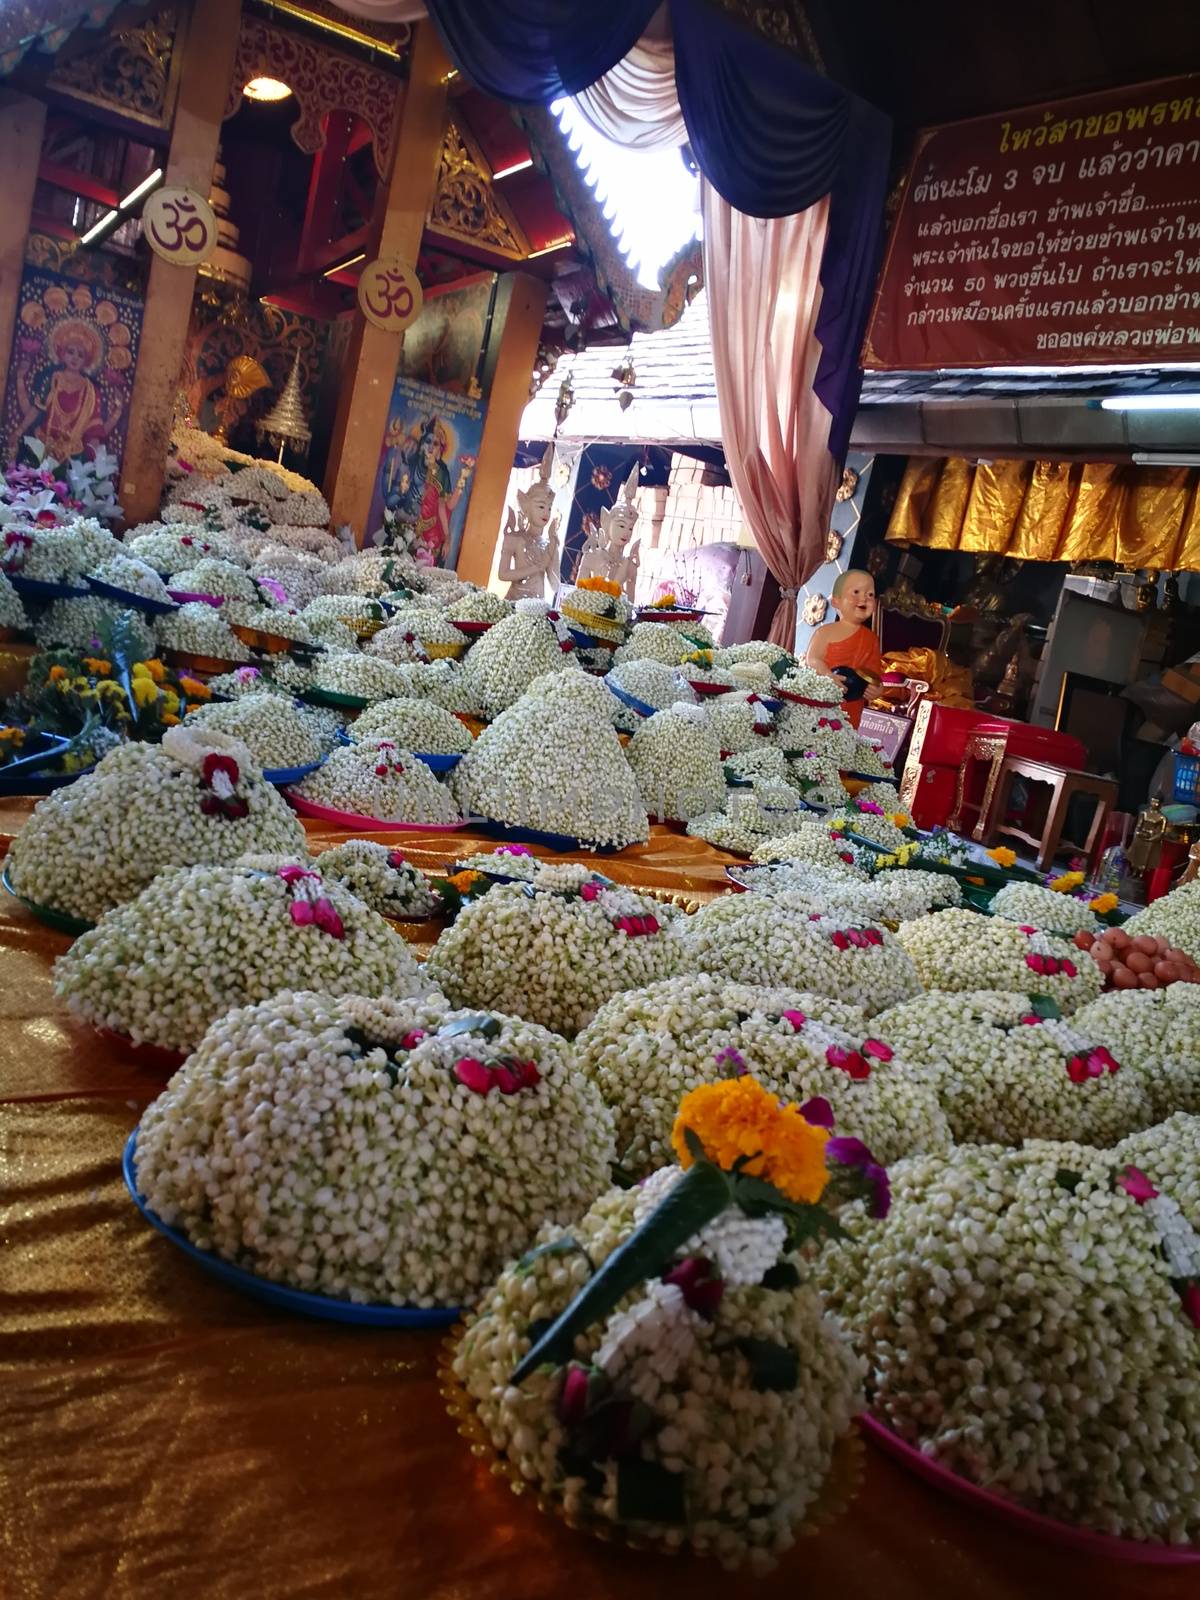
[701,185,836,645]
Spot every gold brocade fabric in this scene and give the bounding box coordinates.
[3,813,1199,1598]
[876,647,975,710]
[887,456,1200,568]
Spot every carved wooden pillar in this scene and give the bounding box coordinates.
[0,92,47,418]
[118,0,242,526]
[456,271,546,587]
[323,22,449,539]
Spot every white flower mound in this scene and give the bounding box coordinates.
[133,992,614,1308]
[875,990,1151,1147]
[606,657,695,721]
[782,751,849,807]
[715,640,793,669]
[367,608,463,657]
[451,671,649,849]
[186,692,325,771]
[155,601,250,662]
[90,554,174,603]
[0,572,29,630]
[456,1171,863,1567]
[896,909,1103,1015]
[613,621,694,667]
[829,808,908,851]
[734,862,959,922]
[54,857,429,1051]
[6,726,306,920]
[383,658,482,715]
[34,594,155,657]
[459,609,579,717]
[447,587,513,624]
[171,557,259,602]
[774,664,843,704]
[674,894,921,1015]
[294,739,459,824]
[316,838,440,920]
[575,973,948,1177]
[309,649,413,703]
[626,704,724,822]
[991,880,1101,937]
[703,691,776,755]
[1116,1113,1200,1227]
[1122,878,1200,962]
[748,819,862,873]
[349,696,472,755]
[816,1142,1200,1545]
[1074,986,1200,1120]
[426,865,683,1036]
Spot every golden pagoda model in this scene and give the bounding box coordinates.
[256,352,311,461]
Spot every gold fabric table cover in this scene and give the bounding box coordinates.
[0,802,1192,1599]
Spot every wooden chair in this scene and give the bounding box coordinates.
[985,755,1118,873]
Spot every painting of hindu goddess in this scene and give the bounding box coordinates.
[367,374,484,568]
[1,266,142,468]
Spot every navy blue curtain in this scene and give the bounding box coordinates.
[425,0,660,103]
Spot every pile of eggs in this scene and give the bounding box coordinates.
[1074,926,1200,990]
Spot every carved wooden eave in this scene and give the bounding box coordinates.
[426,118,531,262]
[45,4,179,128]
[513,101,702,335]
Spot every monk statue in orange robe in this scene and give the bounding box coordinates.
[805,568,883,729]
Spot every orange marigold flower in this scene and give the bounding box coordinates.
[1090,892,1119,914]
[672,1077,829,1204]
[577,576,621,597]
[160,711,181,726]
[138,657,166,682]
[0,726,24,744]
[987,846,1017,868]
[1049,870,1085,893]
[445,869,484,893]
[48,665,69,683]
[82,657,111,676]
[177,675,211,700]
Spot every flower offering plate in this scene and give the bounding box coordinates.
[413,752,463,773]
[859,1416,1200,1565]
[471,817,621,854]
[1,866,95,935]
[283,789,469,833]
[301,686,371,711]
[8,574,89,601]
[123,1132,461,1327]
[163,649,241,676]
[450,619,493,637]
[687,680,733,697]
[262,755,327,786]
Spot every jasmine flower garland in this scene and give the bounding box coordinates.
[674,894,921,1014]
[134,991,614,1307]
[455,1083,867,1568]
[782,751,849,807]
[185,692,326,771]
[748,820,865,874]
[383,659,482,715]
[349,696,472,755]
[733,861,960,921]
[446,588,513,623]
[89,554,173,603]
[574,972,949,1176]
[6,725,307,920]
[53,857,430,1050]
[714,640,793,670]
[426,864,683,1036]
[875,990,1151,1147]
[34,596,155,658]
[605,658,697,730]
[613,621,694,667]
[626,703,725,822]
[315,838,440,920]
[459,607,582,718]
[450,671,648,849]
[294,738,460,824]
[702,690,777,754]
[896,909,1103,1014]
[367,607,463,657]
[772,664,844,705]
[1074,988,1200,1120]
[248,549,328,607]
[308,649,413,703]
[154,601,251,662]
[991,880,1101,937]
[170,556,259,602]
[0,572,29,630]
[125,527,240,576]
[1116,1113,1200,1227]
[816,1142,1200,1545]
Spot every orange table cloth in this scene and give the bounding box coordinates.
[0,806,1193,1598]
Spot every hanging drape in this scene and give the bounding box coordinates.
[703,189,838,644]
[330,0,891,641]
[887,456,1200,572]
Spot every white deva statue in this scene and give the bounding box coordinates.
[498,444,560,602]
[577,464,641,598]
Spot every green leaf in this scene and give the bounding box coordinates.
[437,1013,501,1041]
[682,1126,706,1165]
[616,1458,686,1525]
[514,1235,593,1277]
[1029,994,1063,1020]
[511,1161,731,1384]
[769,657,792,683]
[734,1337,799,1392]
[730,1175,849,1243]
[1055,1167,1084,1193]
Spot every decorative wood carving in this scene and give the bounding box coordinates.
[47,7,177,126]
[428,121,530,260]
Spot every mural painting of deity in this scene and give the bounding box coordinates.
[1,267,142,468]
[368,374,484,568]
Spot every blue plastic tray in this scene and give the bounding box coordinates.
[414,751,463,773]
[7,573,89,601]
[263,755,326,786]
[603,676,655,718]
[86,577,178,616]
[123,1131,462,1328]
[472,817,620,854]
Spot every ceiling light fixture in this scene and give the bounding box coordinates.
[527,237,574,258]
[322,251,366,278]
[492,158,533,180]
[244,76,293,102]
[1099,394,1200,411]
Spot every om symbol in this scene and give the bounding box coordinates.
[357,257,423,333]
[143,187,217,266]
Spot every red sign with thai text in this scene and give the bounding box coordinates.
[863,74,1200,369]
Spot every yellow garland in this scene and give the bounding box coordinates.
[672,1077,829,1205]
[576,576,621,597]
